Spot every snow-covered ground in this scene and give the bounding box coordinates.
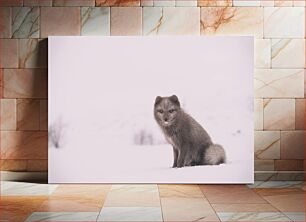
[49,129,253,183]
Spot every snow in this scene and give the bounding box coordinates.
[49,129,253,183]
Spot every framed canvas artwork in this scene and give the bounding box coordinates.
[48,36,254,183]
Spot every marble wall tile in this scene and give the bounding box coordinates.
[19,39,48,68]
[255,160,275,171]
[304,70,306,98]
[272,39,305,68]
[154,0,175,6]
[143,7,200,35]
[293,0,305,6]
[255,171,304,181]
[281,131,305,159]
[0,69,3,98]
[3,69,47,99]
[41,7,80,38]
[198,0,232,6]
[141,0,153,6]
[275,160,304,171]
[249,181,304,188]
[254,99,263,130]
[0,0,22,6]
[255,69,304,98]
[161,197,219,221]
[40,99,47,130]
[295,99,305,130]
[96,0,140,6]
[233,0,260,6]
[17,99,40,130]
[12,7,39,38]
[0,0,304,177]
[200,7,263,37]
[26,212,99,222]
[254,131,280,160]
[264,7,305,38]
[53,0,95,6]
[274,0,293,6]
[0,99,16,130]
[98,207,162,221]
[0,159,27,171]
[24,0,52,6]
[81,7,110,36]
[199,185,266,203]
[0,7,11,38]
[261,0,274,6]
[0,39,18,68]
[27,160,48,171]
[255,39,271,68]
[0,131,48,159]
[217,212,291,221]
[110,7,142,35]
[176,0,197,6]
[263,99,295,130]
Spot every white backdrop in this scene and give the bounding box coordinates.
[48,36,254,183]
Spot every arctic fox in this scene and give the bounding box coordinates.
[154,95,226,168]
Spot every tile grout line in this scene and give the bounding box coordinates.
[197,184,223,222]
[251,189,295,221]
[95,184,112,221]
[250,185,273,205]
[157,184,165,222]
[215,188,294,222]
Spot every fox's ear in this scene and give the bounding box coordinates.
[155,96,162,105]
[170,95,180,107]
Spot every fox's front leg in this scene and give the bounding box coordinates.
[172,147,178,168]
[176,149,187,168]
[183,154,195,167]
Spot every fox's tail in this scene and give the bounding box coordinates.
[203,144,226,165]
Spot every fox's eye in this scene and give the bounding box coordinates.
[169,109,175,113]
[158,109,164,114]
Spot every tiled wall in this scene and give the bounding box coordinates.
[0,0,305,180]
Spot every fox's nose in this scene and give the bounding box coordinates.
[164,117,168,122]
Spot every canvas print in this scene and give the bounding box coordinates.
[48,36,254,183]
